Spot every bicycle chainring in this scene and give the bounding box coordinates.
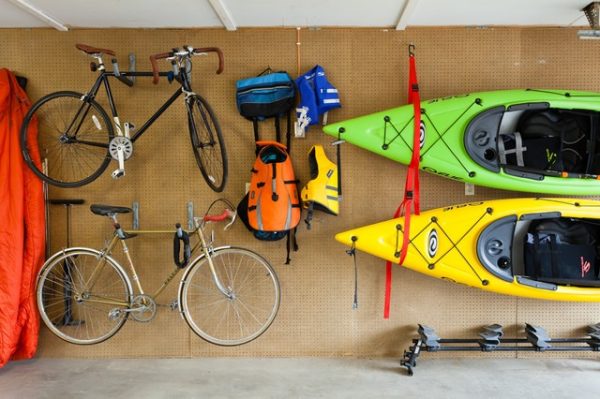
[109,136,133,160]
[131,294,157,323]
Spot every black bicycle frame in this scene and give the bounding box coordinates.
[82,69,194,143]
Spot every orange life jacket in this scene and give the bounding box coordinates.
[247,141,301,232]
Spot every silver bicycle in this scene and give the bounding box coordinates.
[36,199,280,346]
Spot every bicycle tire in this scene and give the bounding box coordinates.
[37,248,132,345]
[21,91,114,188]
[180,247,280,346]
[187,94,228,192]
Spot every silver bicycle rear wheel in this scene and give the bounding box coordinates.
[180,247,280,346]
[36,248,132,345]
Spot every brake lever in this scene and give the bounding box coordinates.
[224,209,237,231]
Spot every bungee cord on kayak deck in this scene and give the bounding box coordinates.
[537,197,600,207]
[381,115,415,151]
[380,98,484,177]
[525,88,600,99]
[392,207,495,285]
[419,100,483,176]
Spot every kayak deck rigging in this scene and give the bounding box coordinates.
[392,206,493,285]
[381,97,484,177]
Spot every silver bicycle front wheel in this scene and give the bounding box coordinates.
[36,248,132,345]
[180,247,280,346]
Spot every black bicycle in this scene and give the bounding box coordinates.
[20,44,228,191]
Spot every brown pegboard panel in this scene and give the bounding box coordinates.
[3,27,600,360]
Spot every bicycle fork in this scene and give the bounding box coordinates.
[195,223,233,299]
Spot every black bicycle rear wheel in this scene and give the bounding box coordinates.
[20,91,114,188]
[187,95,228,192]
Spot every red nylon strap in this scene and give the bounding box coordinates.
[384,51,421,319]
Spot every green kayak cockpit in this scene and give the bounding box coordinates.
[465,103,600,179]
[477,213,600,289]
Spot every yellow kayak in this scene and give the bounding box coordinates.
[336,198,600,301]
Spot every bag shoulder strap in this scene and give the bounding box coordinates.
[252,111,292,155]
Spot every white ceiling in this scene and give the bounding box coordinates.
[0,0,594,29]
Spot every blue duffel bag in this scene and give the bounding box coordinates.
[236,70,295,120]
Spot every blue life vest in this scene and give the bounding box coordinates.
[296,65,340,126]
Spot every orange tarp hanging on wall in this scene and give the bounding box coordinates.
[0,68,45,367]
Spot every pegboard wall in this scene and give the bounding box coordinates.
[2,27,600,359]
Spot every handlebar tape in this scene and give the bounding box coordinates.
[149,52,172,84]
[194,47,224,74]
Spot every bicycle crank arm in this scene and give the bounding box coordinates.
[109,306,151,318]
[120,307,148,313]
[109,136,133,179]
[111,148,126,179]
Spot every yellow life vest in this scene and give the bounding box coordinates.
[301,145,339,224]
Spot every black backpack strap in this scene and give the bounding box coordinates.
[285,227,299,265]
[285,233,291,264]
[286,109,292,152]
[272,111,292,153]
[253,118,260,155]
[275,115,281,144]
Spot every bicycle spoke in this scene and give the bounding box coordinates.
[182,248,279,345]
[37,250,130,345]
[23,92,112,187]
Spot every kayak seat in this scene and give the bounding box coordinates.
[524,217,600,285]
[499,110,590,174]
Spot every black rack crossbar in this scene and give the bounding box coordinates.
[434,338,592,345]
[400,323,600,376]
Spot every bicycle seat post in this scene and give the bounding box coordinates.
[109,213,125,238]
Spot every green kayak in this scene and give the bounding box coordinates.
[323,89,600,195]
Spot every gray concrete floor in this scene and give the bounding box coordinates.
[0,357,599,398]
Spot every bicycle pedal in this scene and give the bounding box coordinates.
[169,299,179,311]
[111,169,126,179]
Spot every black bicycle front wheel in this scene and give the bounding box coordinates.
[21,91,114,188]
[187,95,228,192]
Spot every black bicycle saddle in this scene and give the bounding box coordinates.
[90,204,132,216]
